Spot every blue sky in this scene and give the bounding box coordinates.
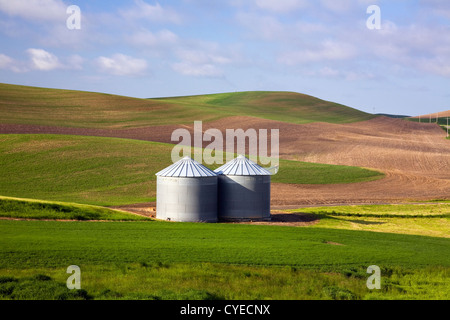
[0,0,449,116]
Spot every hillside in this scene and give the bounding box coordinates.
[0,83,374,129]
[154,91,375,124]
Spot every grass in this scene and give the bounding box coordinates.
[271,160,383,184]
[0,219,448,300]
[0,198,447,300]
[286,204,450,238]
[0,83,196,128]
[1,220,449,269]
[0,134,383,206]
[0,196,151,221]
[416,199,450,203]
[0,134,171,205]
[1,264,448,300]
[0,274,90,300]
[155,91,376,125]
[295,203,450,217]
[0,83,375,128]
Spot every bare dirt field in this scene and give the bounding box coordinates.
[199,116,450,205]
[413,110,450,118]
[2,116,449,206]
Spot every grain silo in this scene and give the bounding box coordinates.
[214,155,271,221]
[155,156,218,223]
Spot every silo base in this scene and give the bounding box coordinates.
[219,215,272,222]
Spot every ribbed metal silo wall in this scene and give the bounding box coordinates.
[156,176,218,222]
[217,175,270,221]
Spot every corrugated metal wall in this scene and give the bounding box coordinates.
[217,175,271,221]
[156,176,218,222]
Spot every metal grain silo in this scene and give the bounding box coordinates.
[214,155,271,221]
[155,156,218,223]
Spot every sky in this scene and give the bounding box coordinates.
[0,0,449,116]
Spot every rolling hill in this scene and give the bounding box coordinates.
[0,83,375,129]
[0,82,448,205]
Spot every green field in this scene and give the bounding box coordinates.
[0,196,150,221]
[0,214,449,300]
[0,201,449,300]
[154,91,375,124]
[0,134,383,206]
[2,213,448,269]
[288,204,450,238]
[0,83,375,128]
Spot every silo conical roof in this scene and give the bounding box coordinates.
[214,155,272,176]
[156,156,217,177]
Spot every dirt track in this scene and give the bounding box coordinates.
[1,116,449,206]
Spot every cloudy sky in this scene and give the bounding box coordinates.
[0,0,449,116]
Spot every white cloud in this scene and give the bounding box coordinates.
[175,48,232,65]
[319,0,380,13]
[0,53,13,68]
[319,0,352,13]
[279,40,358,65]
[171,42,241,78]
[27,48,62,71]
[236,11,328,42]
[253,0,308,13]
[120,0,182,24]
[0,0,66,22]
[1,50,84,72]
[359,22,450,78]
[231,0,308,13]
[95,54,148,76]
[172,62,223,77]
[305,66,377,81]
[128,29,179,48]
[236,12,285,40]
[0,53,27,72]
[420,0,450,18]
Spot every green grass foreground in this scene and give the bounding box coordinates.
[0,134,383,206]
[1,264,448,300]
[0,219,449,300]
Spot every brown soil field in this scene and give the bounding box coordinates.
[413,110,450,118]
[199,116,450,205]
[1,115,449,206]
